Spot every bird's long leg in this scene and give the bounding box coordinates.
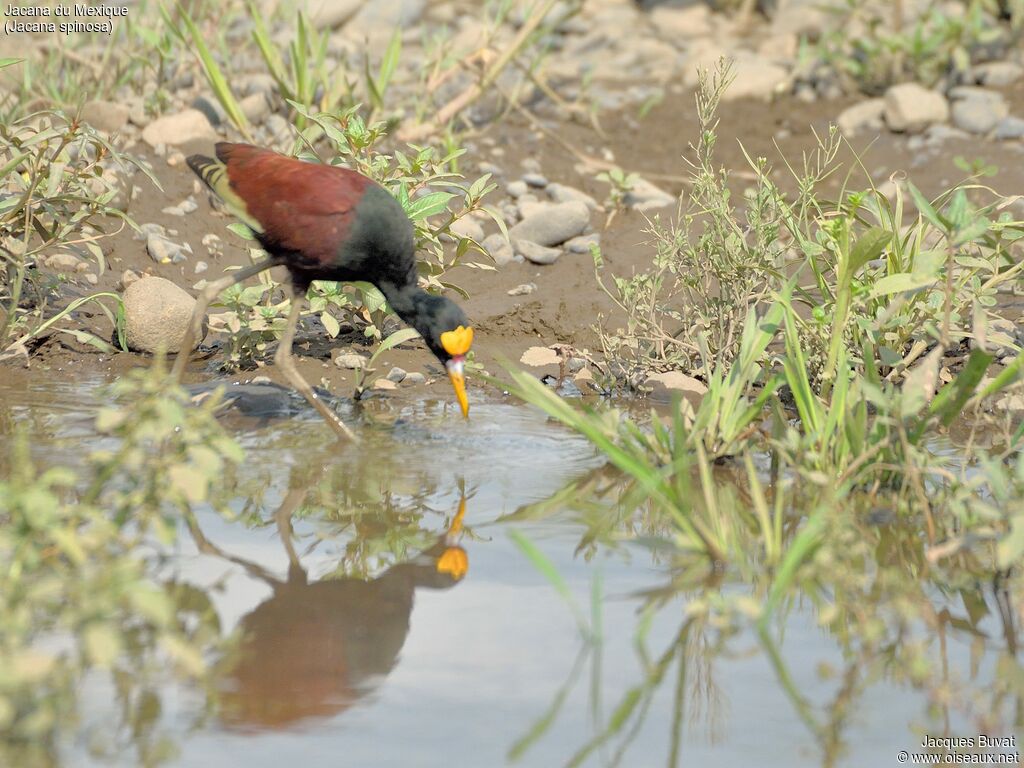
[274,287,360,443]
[170,257,276,381]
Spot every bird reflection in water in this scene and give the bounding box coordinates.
[187,489,469,729]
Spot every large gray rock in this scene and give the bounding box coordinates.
[949,87,1009,135]
[141,109,217,148]
[124,277,198,355]
[508,201,590,247]
[995,116,1024,141]
[884,83,949,133]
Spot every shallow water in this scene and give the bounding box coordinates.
[2,373,1022,768]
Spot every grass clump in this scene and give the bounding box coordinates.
[0,110,157,356]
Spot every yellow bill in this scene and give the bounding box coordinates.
[447,358,470,418]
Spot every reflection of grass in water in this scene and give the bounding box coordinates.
[504,442,1024,766]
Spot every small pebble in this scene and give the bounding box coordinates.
[507,180,529,198]
[515,239,562,265]
[403,372,427,385]
[372,378,398,391]
[522,172,549,188]
[507,283,537,296]
[194,261,208,275]
[386,366,407,383]
[334,352,367,370]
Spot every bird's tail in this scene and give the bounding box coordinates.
[186,151,263,233]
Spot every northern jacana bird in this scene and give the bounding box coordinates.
[171,142,475,442]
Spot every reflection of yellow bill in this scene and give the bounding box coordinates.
[436,498,469,578]
[436,547,469,580]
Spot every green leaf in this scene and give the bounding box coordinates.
[847,226,890,278]
[404,191,454,221]
[907,181,946,232]
[321,311,340,338]
[928,348,994,427]
[868,272,937,298]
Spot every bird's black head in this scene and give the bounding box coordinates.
[385,287,473,417]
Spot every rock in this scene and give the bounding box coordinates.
[0,342,29,368]
[565,233,600,254]
[333,352,367,369]
[520,346,560,367]
[507,283,536,296]
[80,99,130,134]
[119,269,142,290]
[837,98,885,136]
[948,87,1008,134]
[43,251,88,273]
[84,273,98,285]
[649,3,712,39]
[386,366,407,383]
[883,84,949,133]
[514,239,562,265]
[345,0,426,44]
[973,61,1023,86]
[123,277,198,355]
[141,109,216,148]
[238,73,277,97]
[201,233,223,255]
[449,216,484,242]
[190,96,223,128]
[719,55,788,101]
[925,123,970,143]
[146,233,192,264]
[624,177,675,210]
[522,172,548,188]
[307,0,362,27]
[372,377,398,391]
[516,197,545,219]
[161,198,199,217]
[194,261,208,275]
[644,371,708,409]
[995,392,1024,413]
[240,92,271,124]
[547,182,600,211]
[482,233,517,266]
[403,372,427,385]
[506,179,529,198]
[995,116,1024,140]
[508,201,590,247]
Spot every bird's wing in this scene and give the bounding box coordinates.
[189,143,372,262]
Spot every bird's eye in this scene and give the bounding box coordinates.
[441,325,473,356]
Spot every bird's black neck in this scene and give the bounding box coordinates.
[379,281,436,342]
